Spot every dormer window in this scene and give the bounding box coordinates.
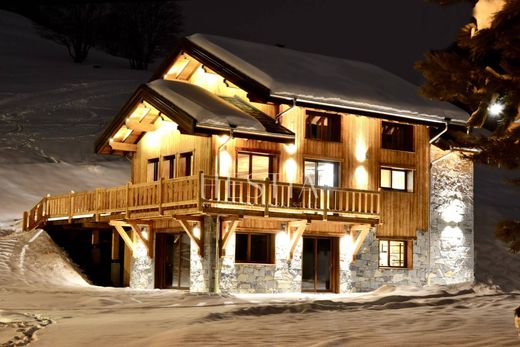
[305,111,341,142]
[381,122,414,152]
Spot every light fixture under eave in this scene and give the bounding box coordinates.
[284,143,296,155]
[488,101,505,117]
[192,224,201,239]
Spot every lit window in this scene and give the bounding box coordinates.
[236,152,274,180]
[304,160,339,187]
[235,233,274,264]
[380,167,413,192]
[305,111,341,142]
[379,240,407,268]
[382,122,414,152]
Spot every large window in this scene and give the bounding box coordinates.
[147,158,159,182]
[304,160,339,187]
[379,240,407,268]
[236,152,274,180]
[380,167,413,192]
[305,111,341,142]
[382,122,414,151]
[161,152,192,179]
[235,233,274,264]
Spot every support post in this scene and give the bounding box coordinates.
[178,219,203,256]
[220,219,239,257]
[287,220,307,260]
[350,224,371,261]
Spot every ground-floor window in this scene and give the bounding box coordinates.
[379,240,407,268]
[235,232,274,264]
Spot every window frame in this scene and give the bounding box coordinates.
[147,158,159,182]
[380,166,414,192]
[178,152,193,177]
[234,232,275,264]
[305,111,341,142]
[378,239,408,268]
[304,159,340,188]
[381,121,414,152]
[235,150,277,181]
[163,155,176,179]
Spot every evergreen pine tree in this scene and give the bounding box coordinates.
[417,0,520,252]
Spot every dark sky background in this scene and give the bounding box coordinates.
[178,0,473,85]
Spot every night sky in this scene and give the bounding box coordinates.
[179,0,473,84]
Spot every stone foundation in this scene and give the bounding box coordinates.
[129,240,154,289]
[219,231,302,293]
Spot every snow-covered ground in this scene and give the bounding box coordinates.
[1,9,520,346]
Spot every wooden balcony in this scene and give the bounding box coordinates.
[22,173,381,231]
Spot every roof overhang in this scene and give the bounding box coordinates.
[153,35,468,129]
[95,80,295,155]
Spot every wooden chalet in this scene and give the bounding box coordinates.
[23,34,472,293]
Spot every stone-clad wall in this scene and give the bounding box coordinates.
[347,229,429,292]
[219,231,302,293]
[190,216,216,292]
[129,240,154,289]
[345,149,474,292]
[429,150,474,285]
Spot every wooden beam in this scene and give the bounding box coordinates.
[350,224,371,261]
[128,221,154,259]
[109,141,137,152]
[178,220,203,256]
[220,219,239,257]
[287,220,307,260]
[109,221,135,253]
[125,120,157,133]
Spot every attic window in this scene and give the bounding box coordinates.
[381,122,414,152]
[305,111,341,142]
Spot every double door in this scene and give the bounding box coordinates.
[155,233,191,289]
[302,236,337,292]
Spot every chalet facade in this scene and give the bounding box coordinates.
[23,34,474,293]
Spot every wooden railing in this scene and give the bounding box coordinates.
[23,173,380,231]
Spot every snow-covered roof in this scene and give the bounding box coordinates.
[184,34,468,125]
[145,79,293,139]
[95,79,294,153]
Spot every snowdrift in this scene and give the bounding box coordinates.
[0,229,88,288]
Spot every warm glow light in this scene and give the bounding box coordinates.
[355,136,367,162]
[219,150,232,176]
[285,158,297,183]
[141,230,149,241]
[354,166,368,190]
[341,233,354,259]
[441,199,465,224]
[144,130,161,149]
[441,226,464,244]
[193,224,201,239]
[276,231,290,250]
[488,101,505,117]
[284,143,296,155]
[218,135,230,145]
[165,58,189,79]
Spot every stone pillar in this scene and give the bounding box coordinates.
[129,240,154,289]
[190,216,217,292]
[429,149,474,285]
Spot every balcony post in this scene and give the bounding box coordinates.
[323,188,329,221]
[264,177,270,217]
[22,211,28,231]
[125,182,130,218]
[158,177,164,215]
[198,171,204,211]
[68,191,74,223]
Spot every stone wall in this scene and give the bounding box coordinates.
[129,240,154,289]
[429,150,474,285]
[190,216,216,292]
[219,231,302,293]
[347,229,429,292]
[345,149,474,292]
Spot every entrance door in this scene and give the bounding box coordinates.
[302,237,337,292]
[155,233,191,289]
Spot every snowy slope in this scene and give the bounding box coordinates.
[0,10,151,220]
